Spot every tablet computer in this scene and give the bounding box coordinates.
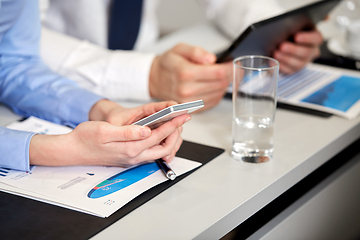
[132,100,204,129]
[216,0,341,63]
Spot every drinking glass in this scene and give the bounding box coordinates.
[232,56,279,163]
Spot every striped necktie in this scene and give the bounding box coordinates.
[108,0,143,50]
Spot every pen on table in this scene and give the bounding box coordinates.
[156,159,176,180]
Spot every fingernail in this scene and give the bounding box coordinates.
[184,116,191,124]
[141,127,151,137]
[294,34,302,42]
[274,51,282,59]
[204,54,216,63]
[164,155,170,161]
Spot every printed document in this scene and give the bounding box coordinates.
[1,117,201,218]
[277,64,360,119]
[228,63,360,119]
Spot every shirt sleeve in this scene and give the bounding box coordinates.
[0,0,103,171]
[197,0,284,40]
[41,27,155,102]
[0,127,35,172]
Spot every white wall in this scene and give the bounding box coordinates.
[156,0,319,35]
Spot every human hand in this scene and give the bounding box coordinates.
[149,43,232,111]
[29,111,190,167]
[98,100,188,163]
[92,100,180,126]
[273,29,323,74]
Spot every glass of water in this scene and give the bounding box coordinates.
[232,56,279,163]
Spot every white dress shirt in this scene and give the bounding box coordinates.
[40,0,283,102]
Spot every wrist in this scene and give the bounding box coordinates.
[29,134,72,166]
[149,56,161,99]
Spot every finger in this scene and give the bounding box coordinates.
[151,114,190,142]
[172,43,217,64]
[176,86,226,111]
[173,135,183,158]
[131,129,182,164]
[165,55,231,83]
[199,90,227,111]
[133,143,174,165]
[105,124,152,142]
[294,30,323,45]
[139,114,191,150]
[174,77,230,102]
[187,62,232,82]
[278,61,297,75]
[127,101,179,125]
[278,42,315,60]
[161,49,232,82]
[173,85,227,110]
[163,129,183,162]
[273,50,307,73]
[139,101,178,117]
[160,128,182,162]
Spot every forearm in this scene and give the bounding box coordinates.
[29,133,92,167]
[0,56,103,127]
[41,27,155,102]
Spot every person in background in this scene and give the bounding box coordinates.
[40,0,323,111]
[0,0,188,172]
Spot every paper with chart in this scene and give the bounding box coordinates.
[1,117,201,217]
[277,64,360,119]
[228,63,360,119]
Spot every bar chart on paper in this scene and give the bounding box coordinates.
[0,117,202,217]
[277,64,360,119]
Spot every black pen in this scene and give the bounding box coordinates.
[156,159,176,180]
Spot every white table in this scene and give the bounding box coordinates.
[86,94,360,239]
[91,17,360,239]
[1,94,360,239]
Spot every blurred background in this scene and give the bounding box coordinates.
[156,0,319,36]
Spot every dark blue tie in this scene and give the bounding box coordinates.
[108,0,143,50]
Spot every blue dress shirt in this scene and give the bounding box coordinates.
[0,0,103,171]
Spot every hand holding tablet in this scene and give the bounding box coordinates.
[216,0,340,63]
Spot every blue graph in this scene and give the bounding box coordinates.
[301,76,360,112]
[87,162,159,199]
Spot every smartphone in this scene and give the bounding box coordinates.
[132,100,204,129]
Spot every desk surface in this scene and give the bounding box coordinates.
[90,20,360,240]
[1,76,360,240]
[2,97,360,239]
[86,95,360,239]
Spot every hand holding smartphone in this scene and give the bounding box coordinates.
[132,100,204,181]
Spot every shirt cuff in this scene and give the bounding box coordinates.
[58,41,155,102]
[0,127,36,172]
